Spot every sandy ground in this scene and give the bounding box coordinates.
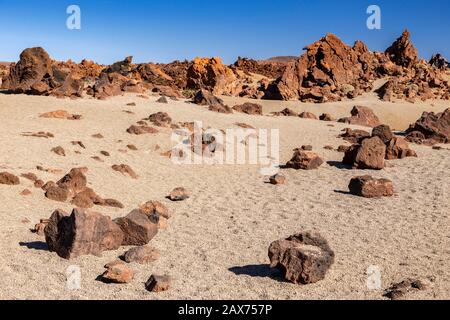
[0,91,448,300]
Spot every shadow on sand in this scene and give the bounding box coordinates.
[229,264,285,283]
[19,241,48,251]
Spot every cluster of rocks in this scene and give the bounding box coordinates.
[264,30,449,103]
[43,168,124,209]
[3,31,447,103]
[342,123,417,170]
[405,108,450,145]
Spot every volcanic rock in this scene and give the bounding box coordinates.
[0,172,20,185]
[114,209,158,246]
[168,187,190,201]
[348,176,394,198]
[343,136,386,170]
[145,275,172,292]
[268,232,335,284]
[233,102,263,115]
[286,150,324,170]
[338,106,381,128]
[123,246,160,264]
[44,208,124,259]
[112,164,138,179]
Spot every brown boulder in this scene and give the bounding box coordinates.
[299,111,318,119]
[57,168,87,195]
[0,172,20,185]
[45,186,70,202]
[319,113,335,121]
[348,176,394,198]
[233,102,263,115]
[209,104,233,114]
[168,187,190,201]
[51,146,66,157]
[405,108,450,145]
[268,232,335,284]
[139,201,170,219]
[148,112,172,127]
[339,128,371,144]
[385,137,417,160]
[343,136,386,170]
[272,108,298,117]
[123,246,160,264]
[114,209,158,246]
[385,30,418,68]
[269,174,286,185]
[187,57,237,95]
[112,164,138,179]
[338,106,381,128]
[286,150,324,170]
[372,124,394,144]
[101,261,134,284]
[44,208,124,259]
[126,125,159,135]
[145,274,172,292]
[192,89,225,108]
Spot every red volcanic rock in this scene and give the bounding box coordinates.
[0,172,20,185]
[269,174,286,185]
[343,136,386,170]
[114,209,158,246]
[44,208,124,259]
[145,274,172,292]
[299,111,317,119]
[268,232,335,284]
[338,106,381,128]
[40,110,81,120]
[168,187,190,201]
[93,72,123,99]
[148,112,172,127]
[385,137,417,160]
[339,128,371,144]
[233,57,288,79]
[51,146,66,157]
[45,186,70,202]
[209,104,233,114]
[126,125,159,135]
[319,113,335,121]
[2,47,53,94]
[385,30,418,68]
[406,108,450,145]
[187,57,237,95]
[21,172,38,182]
[192,89,225,108]
[101,261,134,284]
[286,150,324,170]
[139,201,170,219]
[112,164,138,179]
[348,175,394,198]
[272,108,298,117]
[123,246,160,264]
[233,102,263,115]
[57,168,87,195]
[371,125,394,144]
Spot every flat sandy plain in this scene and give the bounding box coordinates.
[0,91,448,300]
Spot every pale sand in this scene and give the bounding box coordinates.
[0,92,448,300]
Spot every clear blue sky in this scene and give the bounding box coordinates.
[0,0,449,64]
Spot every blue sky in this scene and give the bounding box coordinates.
[0,0,449,64]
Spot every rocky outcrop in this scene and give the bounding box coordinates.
[44,208,124,259]
[268,232,335,284]
[385,30,418,68]
[114,209,158,246]
[233,57,287,79]
[343,136,386,170]
[406,108,450,145]
[233,102,263,115]
[338,106,381,128]
[286,149,324,170]
[348,176,394,198]
[187,57,237,95]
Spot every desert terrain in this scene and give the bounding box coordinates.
[0,90,448,300]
